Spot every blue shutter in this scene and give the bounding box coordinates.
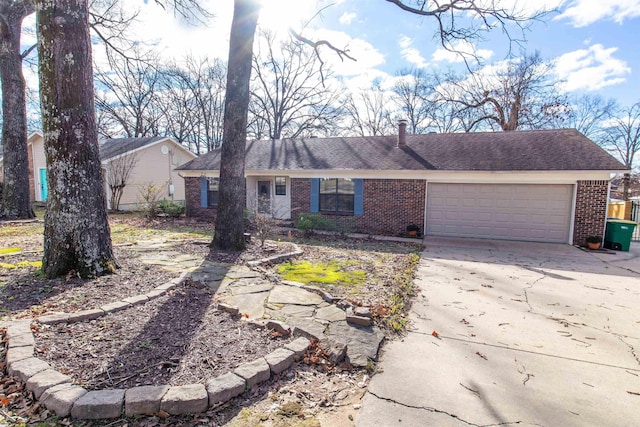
[200,177,208,208]
[354,179,364,215]
[310,178,320,213]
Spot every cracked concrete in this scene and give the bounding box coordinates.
[357,237,640,427]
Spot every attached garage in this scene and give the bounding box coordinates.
[426,183,574,243]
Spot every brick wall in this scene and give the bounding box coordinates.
[573,180,608,246]
[184,177,217,221]
[291,178,426,236]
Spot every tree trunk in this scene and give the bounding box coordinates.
[37,0,116,278]
[0,2,35,219]
[212,0,260,250]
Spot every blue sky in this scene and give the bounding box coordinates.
[19,0,640,109]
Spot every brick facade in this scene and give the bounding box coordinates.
[573,180,608,246]
[291,178,426,236]
[184,177,217,221]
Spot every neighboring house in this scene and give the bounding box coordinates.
[177,125,626,246]
[27,132,197,210]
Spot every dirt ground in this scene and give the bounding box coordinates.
[0,215,420,426]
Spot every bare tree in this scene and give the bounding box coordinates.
[249,30,342,140]
[106,152,139,211]
[94,48,164,138]
[441,52,568,131]
[562,94,617,140]
[161,56,226,153]
[37,0,116,278]
[0,0,35,219]
[392,68,437,134]
[212,0,260,250]
[343,86,395,136]
[601,102,640,200]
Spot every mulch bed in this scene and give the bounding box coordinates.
[34,278,291,390]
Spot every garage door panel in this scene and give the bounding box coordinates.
[427,183,572,243]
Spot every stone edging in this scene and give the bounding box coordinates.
[1,271,311,420]
[246,243,303,267]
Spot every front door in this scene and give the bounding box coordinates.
[39,168,48,201]
[257,181,271,214]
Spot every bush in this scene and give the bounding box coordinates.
[158,199,185,218]
[295,213,336,237]
[138,182,164,219]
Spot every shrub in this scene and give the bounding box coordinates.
[138,182,165,219]
[158,199,185,218]
[295,213,336,237]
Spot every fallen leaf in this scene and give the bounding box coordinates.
[432,330,440,338]
[475,351,488,360]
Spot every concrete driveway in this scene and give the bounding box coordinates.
[357,237,640,427]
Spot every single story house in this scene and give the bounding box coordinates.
[176,125,626,245]
[27,132,196,210]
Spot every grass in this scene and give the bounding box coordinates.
[276,260,366,287]
[380,252,420,332]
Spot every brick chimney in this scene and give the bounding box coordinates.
[397,119,407,148]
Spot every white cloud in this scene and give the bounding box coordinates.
[554,44,631,91]
[398,35,429,68]
[307,28,385,77]
[431,40,493,63]
[555,0,640,27]
[339,12,357,25]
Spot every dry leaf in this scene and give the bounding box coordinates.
[432,330,440,338]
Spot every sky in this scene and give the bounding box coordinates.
[20,0,640,108]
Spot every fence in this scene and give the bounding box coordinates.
[631,201,640,240]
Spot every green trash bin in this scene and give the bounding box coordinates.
[604,219,637,251]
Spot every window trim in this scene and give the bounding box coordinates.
[275,176,287,196]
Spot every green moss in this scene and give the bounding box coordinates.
[276,260,366,287]
[0,247,21,255]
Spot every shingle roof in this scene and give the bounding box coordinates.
[177,128,626,172]
[99,136,166,161]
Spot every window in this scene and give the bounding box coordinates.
[275,176,287,196]
[319,178,354,213]
[208,177,219,206]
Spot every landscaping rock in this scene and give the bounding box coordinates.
[268,285,324,306]
[41,384,87,417]
[71,389,125,419]
[160,384,208,415]
[100,301,130,314]
[224,292,268,319]
[217,303,240,316]
[8,357,50,381]
[5,320,31,338]
[125,385,170,416]
[37,312,70,325]
[7,332,35,348]
[327,321,384,367]
[155,281,178,291]
[26,369,71,398]
[234,358,271,388]
[284,337,311,358]
[5,345,33,365]
[346,314,372,327]
[315,305,346,322]
[264,348,295,374]
[123,294,148,306]
[145,289,166,300]
[206,373,246,405]
[289,318,326,340]
[319,338,348,364]
[66,309,104,323]
[354,306,372,318]
[266,320,291,336]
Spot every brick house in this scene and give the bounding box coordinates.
[176,125,626,246]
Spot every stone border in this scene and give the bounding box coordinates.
[246,243,303,267]
[1,272,311,420]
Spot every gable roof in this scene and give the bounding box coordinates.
[99,136,168,161]
[177,128,626,173]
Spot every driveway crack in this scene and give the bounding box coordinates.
[365,390,525,426]
[618,336,640,367]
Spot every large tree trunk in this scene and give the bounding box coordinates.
[0,1,35,219]
[212,0,260,250]
[37,0,116,278]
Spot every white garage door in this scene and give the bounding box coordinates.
[426,183,573,243]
